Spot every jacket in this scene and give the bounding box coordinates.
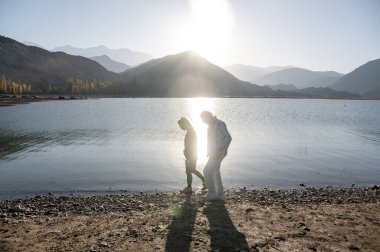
[207,116,232,158]
[184,127,197,160]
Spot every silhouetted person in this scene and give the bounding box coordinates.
[204,201,249,251]
[178,117,205,192]
[200,111,232,200]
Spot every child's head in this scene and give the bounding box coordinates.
[178,117,191,130]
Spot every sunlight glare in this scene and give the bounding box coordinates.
[185,98,215,163]
[175,0,234,64]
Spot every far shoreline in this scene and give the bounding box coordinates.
[1,95,380,107]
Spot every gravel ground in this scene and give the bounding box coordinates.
[1,187,379,251]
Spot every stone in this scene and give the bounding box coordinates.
[100,241,108,247]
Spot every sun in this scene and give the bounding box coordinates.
[175,0,234,64]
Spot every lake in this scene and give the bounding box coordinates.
[0,98,379,199]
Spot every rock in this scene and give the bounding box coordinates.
[245,208,254,213]
[308,246,317,251]
[348,245,360,251]
[100,241,108,247]
[9,205,24,213]
[371,185,379,190]
[127,230,139,238]
[274,235,286,241]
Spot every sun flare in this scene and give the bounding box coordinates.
[185,98,215,163]
[175,0,234,64]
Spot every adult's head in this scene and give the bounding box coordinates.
[178,117,191,130]
[200,111,214,125]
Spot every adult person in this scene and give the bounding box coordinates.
[200,111,232,200]
[178,117,205,192]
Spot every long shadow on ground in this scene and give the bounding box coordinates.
[165,193,197,252]
[204,200,249,251]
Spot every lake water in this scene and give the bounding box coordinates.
[0,98,379,199]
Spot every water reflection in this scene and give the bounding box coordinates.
[0,129,110,160]
[347,128,380,144]
[0,98,379,199]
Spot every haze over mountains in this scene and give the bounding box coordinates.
[224,64,295,83]
[329,59,380,97]
[225,65,343,89]
[0,36,379,98]
[254,68,343,88]
[90,55,130,73]
[116,51,275,97]
[0,36,116,91]
[52,45,153,66]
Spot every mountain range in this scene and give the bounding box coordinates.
[254,68,343,88]
[115,51,276,97]
[225,64,344,89]
[0,36,378,98]
[52,45,153,66]
[329,59,380,96]
[224,64,294,83]
[90,55,130,73]
[0,35,117,92]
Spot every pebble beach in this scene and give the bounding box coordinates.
[1,187,379,251]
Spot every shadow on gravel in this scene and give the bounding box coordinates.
[165,192,197,252]
[204,200,249,251]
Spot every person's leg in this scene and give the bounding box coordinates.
[185,159,193,188]
[204,159,216,198]
[192,160,205,183]
[214,158,224,199]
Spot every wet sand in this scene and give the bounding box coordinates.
[1,187,379,251]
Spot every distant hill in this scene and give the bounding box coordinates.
[0,36,117,91]
[265,83,298,92]
[329,59,380,96]
[116,51,277,97]
[52,45,153,66]
[90,55,130,73]
[224,64,294,82]
[296,87,360,98]
[254,68,344,88]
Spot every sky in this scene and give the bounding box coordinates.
[0,0,379,73]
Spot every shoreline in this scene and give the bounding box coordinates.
[1,96,380,107]
[1,187,379,251]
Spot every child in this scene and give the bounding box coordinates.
[178,117,205,192]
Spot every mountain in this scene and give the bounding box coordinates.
[52,45,153,66]
[254,68,344,88]
[265,83,298,92]
[329,59,380,96]
[116,51,277,97]
[296,87,360,98]
[224,64,294,82]
[23,41,45,49]
[90,55,130,73]
[0,36,117,91]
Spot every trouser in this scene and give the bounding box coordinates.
[185,159,204,188]
[204,157,225,197]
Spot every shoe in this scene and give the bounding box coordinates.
[217,194,225,201]
[182,187,192,193]
[201,183,207,191]
[205,193,219,201]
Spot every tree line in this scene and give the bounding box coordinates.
[0,75,118,95]
[66,78,114,94]
[0,75,32,95]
